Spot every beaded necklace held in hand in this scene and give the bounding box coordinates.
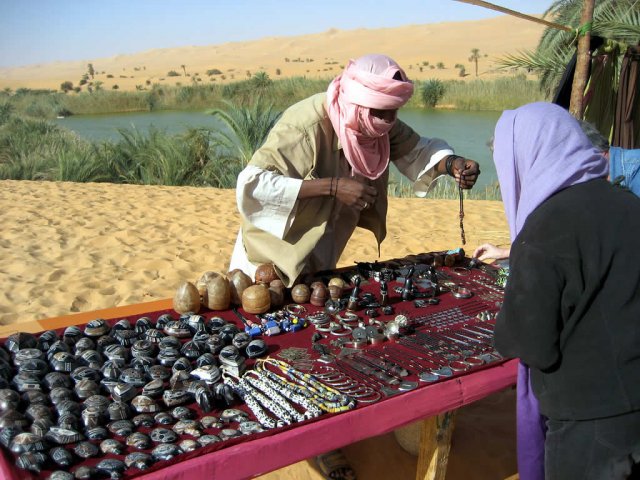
[446,155,466,246]
[459,185,466,245]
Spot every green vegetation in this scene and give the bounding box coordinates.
[468,48,481,77]
[421,79,446,108]
[0,72,544,199]
[387,175,501,200]
[0,100,503,199]
[0,105,239,186]
[208,101,281,168]
[1,73,542,119]
[439,75,545,111]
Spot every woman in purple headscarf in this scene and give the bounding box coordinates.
[492,102,640,480]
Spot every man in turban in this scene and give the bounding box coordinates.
[230,54,480,287]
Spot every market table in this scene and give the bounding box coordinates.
[0,253,518,480]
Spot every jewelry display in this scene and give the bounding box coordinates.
[0,250,508,479]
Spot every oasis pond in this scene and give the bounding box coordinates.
[56,108,501,191]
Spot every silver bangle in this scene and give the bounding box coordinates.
[351,388,382,403]
[368,319,385,329]
[315,322,335,333]
[330,324,353,336]
[308,312,330,326]
[285,303,306,315]
[336,312,359,326]
[452,287,473,299]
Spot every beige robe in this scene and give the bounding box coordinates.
[231,92,453,286]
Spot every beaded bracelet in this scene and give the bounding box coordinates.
[248,370,323,419]
[244,374,306,422]
[223,376,279,428]
[446,154,465,176]
[240,378,297,424]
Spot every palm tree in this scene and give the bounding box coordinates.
[469,48,481,76]
[497,0,640,97]
[251,71,272,89]
[208,100,281,172]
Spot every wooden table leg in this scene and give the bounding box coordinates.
[415,410,457,480]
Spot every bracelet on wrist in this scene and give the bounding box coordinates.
[445,155,462,176]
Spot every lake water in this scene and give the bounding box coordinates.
[55,109,500,189]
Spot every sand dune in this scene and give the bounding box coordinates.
[0,14,544,92]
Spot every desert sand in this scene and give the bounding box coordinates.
[0,14,544,92]
[0,180,510,325]
[0,179,514,479]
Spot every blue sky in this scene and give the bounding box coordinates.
[0,0,555,68]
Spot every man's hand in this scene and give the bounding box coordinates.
[448,155,480,189]
[335,177,378,211]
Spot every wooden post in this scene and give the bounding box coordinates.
[452,0,571,32]
[569,0,596,119]
[416,411,458,480]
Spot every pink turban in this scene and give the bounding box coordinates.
[327,54,414,179]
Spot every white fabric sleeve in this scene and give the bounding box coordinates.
[398,137,454,197]
[236,165,303,239]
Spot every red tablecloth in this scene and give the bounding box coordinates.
[0,254,516,479]
[0,359,517,480]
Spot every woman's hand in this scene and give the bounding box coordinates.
[472,243,511,261]
[335,177,378,211]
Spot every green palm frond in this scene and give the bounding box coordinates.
[496,48,572,96]
[498,50,570,74]
[497,0,639,99]
[208,100,281,167]
[593,6,640,44]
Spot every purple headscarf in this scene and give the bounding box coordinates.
[493,102,608,480]
[494,102,608,239]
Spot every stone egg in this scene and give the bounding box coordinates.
[310,282,328,307]
[254,263,278,285]
[197,271,231,311]
[241,284,271,315]
[227,269,253,305]
[172,281,201,315]
[328,277,346,300]
[269,279,286,307]
[291,283,311,304]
